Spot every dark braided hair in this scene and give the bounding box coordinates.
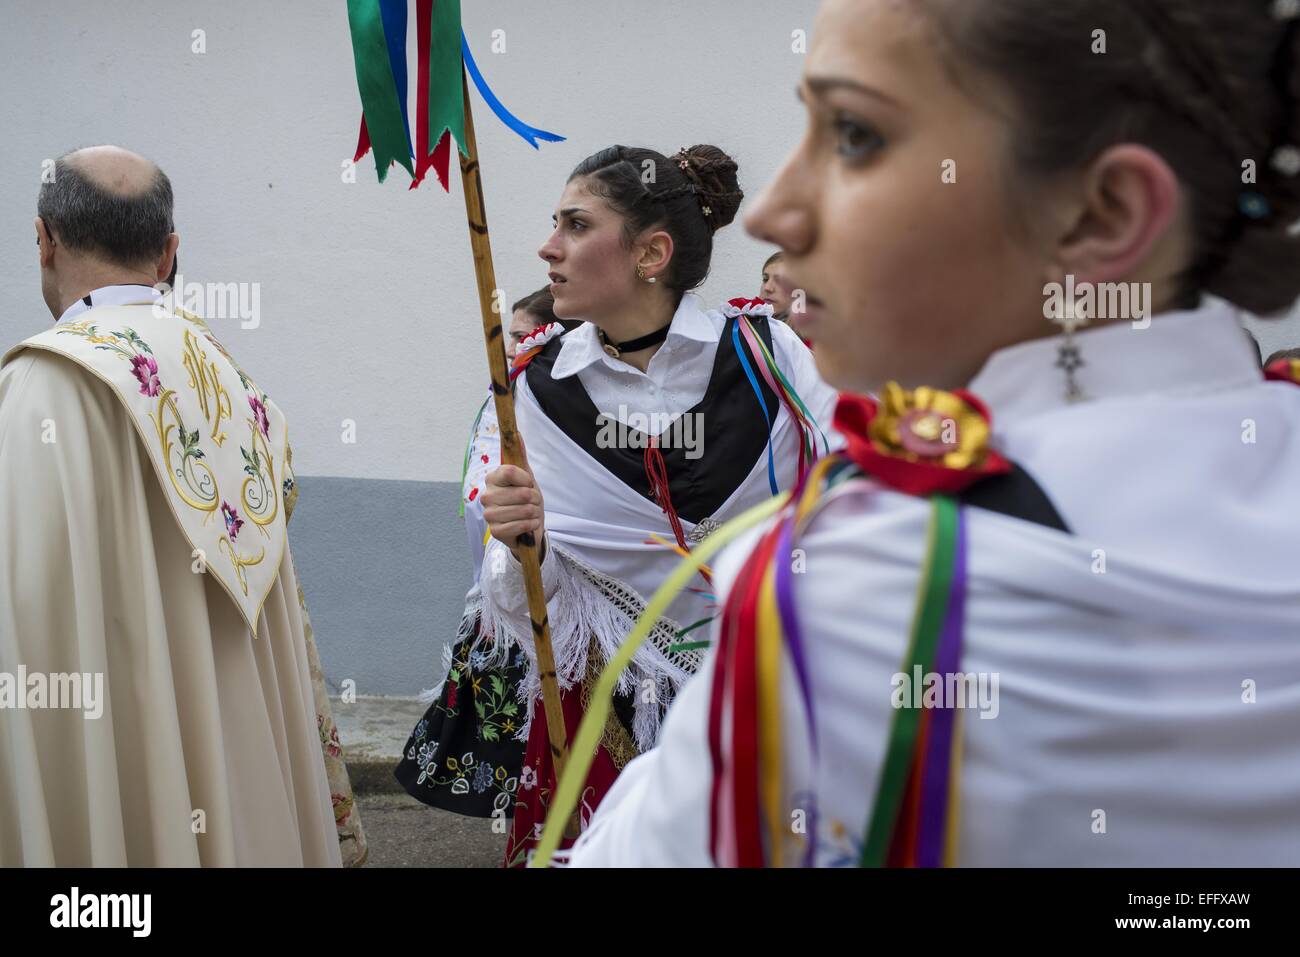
[922,0,1300,315]
[568,144,743,296]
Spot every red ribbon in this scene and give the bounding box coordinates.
[709,524,780,866]
[644,440,712,587]
[407,0,453,191]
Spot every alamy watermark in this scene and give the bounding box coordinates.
[1043,274,1152,329]
[0,667,103,719]
[50,887,150,937]
[154,272,262,329]
[595,407,704,460]
[890,665,1000,719]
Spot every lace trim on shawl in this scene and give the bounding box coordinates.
[468,542,706,752]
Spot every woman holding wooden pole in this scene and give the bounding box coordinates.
[476,143,837,865]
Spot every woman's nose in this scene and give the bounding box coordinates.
[538,230,561,262]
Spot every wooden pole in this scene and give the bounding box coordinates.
[455,69,575,837]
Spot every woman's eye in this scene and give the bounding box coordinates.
[569,219,586,231]
[834,117,884,161]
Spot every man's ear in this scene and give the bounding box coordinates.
[155,233,180,284]
[637,229,674,283]
[34,217,56,268]
[1052,144,1182,287]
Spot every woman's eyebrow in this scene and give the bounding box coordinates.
[552,206,590,223]
[801,74,901,107]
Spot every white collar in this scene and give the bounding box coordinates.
[550,292,719,380]
[967,298,1263,431]
[57,284,162,325]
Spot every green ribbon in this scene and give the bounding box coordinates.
[667,617,715,655]
[428,0,468,160]
[859,495,958,867]
[347,0,415,181]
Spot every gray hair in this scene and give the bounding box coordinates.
[37,153,173,266]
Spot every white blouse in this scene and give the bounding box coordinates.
[554,292,756,427]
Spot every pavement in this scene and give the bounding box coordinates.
[334,695,507,868]
[356,792,506,867]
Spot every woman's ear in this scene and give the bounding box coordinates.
[637,229,675,282]
[1053,144,1183,287]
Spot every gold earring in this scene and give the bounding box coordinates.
[636,264,657,284]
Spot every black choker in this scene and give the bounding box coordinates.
[598,323,671,358]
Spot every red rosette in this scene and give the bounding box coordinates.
[833,388,1011,497]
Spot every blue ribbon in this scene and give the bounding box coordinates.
[732,321,779,496]
[461,30,565,148]
[377,0,414,157]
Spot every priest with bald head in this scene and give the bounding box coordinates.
[0,146,346,866]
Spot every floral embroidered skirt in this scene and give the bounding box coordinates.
[394,616,529,820]
[504,669,642,867]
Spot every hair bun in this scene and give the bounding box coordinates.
[678,144,743,232]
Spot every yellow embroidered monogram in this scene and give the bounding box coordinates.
[181,328,233,446]
[2,303,289,637]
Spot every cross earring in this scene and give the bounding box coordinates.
[1049,275,1089,403]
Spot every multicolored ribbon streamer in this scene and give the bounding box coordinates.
[349,0,565,191]
[707,455,840,867]
[741,316,828,470]
[731,316,829,496]
[860,494,966,868]
[706,468,969,868]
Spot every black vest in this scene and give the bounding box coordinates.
[961,466,1069,532]
[523,317,781,524]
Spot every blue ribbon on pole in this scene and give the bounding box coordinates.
[377,0,414,158]
[461,30,565,148]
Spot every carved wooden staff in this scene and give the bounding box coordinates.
[455,69,574,826]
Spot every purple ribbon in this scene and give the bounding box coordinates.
[774,515,821,867]
[916,504,967,867]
